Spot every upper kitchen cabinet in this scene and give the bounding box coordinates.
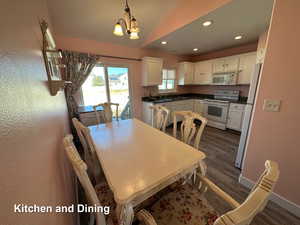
[194,60,213,85]
[213,56,239,73]
[142,57,163,86]
[237,52,257,84]
[178,62,194,85]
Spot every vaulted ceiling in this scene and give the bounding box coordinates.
[47,0,180,47]
[47,0,274,55]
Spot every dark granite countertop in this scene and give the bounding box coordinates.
[142,93,248,104]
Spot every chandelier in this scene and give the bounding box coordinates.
[113,0,140,39]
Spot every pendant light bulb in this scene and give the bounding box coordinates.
[113,22,124,36]
[130,17,139,33]
[130,31,139,40]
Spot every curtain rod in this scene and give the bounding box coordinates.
[96,54,142,61]
[60,49,142,61]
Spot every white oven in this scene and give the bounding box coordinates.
[212,72,237,85]
[203,100,229,130]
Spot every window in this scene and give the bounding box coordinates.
[81,65,108,106]
[158,69,176,91]
[81,64,132,119]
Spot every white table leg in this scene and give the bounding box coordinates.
[116,203,134,225]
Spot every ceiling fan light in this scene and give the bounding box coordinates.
[130,31,139,40]
[113,23,124,36]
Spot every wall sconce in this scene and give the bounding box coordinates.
[40,20,71,96]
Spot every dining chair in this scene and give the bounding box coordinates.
[137,160,280,225]
[173,111,208,149]
[150,105,170,132]
[63,135,118,225]
[93,102,119,124]
[72,118,103,184]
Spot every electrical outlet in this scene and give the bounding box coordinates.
[263,99,281,112]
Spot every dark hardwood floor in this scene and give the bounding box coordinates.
[167,126,300,225]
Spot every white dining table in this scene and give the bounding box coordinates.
[89,118,206,225]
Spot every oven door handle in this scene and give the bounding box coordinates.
[207,104,227,107]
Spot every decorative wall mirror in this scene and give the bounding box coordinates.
[40,19,71,96]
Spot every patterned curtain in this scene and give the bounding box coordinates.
[61,50,99,120]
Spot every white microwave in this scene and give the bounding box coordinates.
[212,72,237,85]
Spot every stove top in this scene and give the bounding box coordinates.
[213,90,240,102]
[204,99,230,104]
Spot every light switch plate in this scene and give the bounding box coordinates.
[263,99,281,112]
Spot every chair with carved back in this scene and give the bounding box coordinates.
[150,105,170,132]
[93,102,119,124]
[173,111,208,149]
[72,118,102,184]
[63,135,117,225]
[137,160,280,225]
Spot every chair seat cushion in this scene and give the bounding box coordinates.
[95,182,171,225]
[148,183,218,225]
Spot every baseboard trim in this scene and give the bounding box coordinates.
[239,175,300,217]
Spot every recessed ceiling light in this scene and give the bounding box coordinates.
[202,20,213,27]
[235,35,243,40]
[161,41,167,45]
[193,48,198,52]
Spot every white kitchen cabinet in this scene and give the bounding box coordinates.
[193,100,205,115]
[171,99,194,122]
[178,62,194,85]
[142,101,177,126]
[237,52,257,84]
[142,102,154,125]
[213,56,239,73]
[157,102,174,126]
[142,57,163,86]
[194,60,213,85]
[226,103,245,131]
[142,99,195,126]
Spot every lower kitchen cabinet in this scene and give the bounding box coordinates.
[142,99,195,126]
[226,103,245,131]
[193,100,205,115]
[142,102,154,125]
[171,100,194,123]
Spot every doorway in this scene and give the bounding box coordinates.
[81,64,132,120]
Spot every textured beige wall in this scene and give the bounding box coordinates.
[242,0,300,206]
[0,0,76,225]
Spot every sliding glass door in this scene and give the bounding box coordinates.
[81,64,132,120]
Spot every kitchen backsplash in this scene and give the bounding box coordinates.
[187,85,250,97]
[143,84,250,97]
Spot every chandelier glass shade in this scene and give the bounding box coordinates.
[113,0,140,39]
